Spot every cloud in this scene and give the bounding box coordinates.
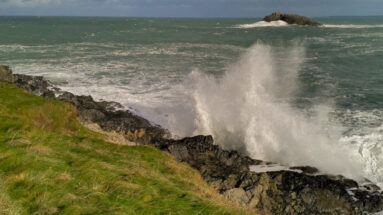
[2,0,63,7]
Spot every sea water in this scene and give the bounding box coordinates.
[1,16,383,186]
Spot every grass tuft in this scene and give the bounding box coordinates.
[0,83,256,215]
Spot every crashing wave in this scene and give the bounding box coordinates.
[188,43,365,182]
[235,20,289,28]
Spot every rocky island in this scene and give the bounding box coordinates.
[1,65,383,215]
[263,12,322,26]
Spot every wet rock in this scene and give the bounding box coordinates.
[290,166,319,174]
[7,67,383,215]
[263,11,322,26]
[56,92,168,144]
[0,65,13,83]
[342,178,359,189]
[3,67,168,145]
[363,183,381,192]
[12,73,54,97]
[153,134,383,214]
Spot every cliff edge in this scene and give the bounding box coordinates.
[1,65,382,215]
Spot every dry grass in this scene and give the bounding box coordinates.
[0,82,258,215]
[84,123,136,146]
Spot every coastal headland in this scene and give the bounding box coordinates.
[1,65,382,214]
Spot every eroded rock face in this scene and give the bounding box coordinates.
[13,74,56,98]
[263,12,322,26]
[3,68,168,145]
[3,67,383,215]
[154,135,383,214]
[58,92,168,144]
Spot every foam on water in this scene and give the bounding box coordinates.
[341,133,383,186]
[10,41,383,186]
[338,110,383,187]
[4,17,383,187]
[323,24,383,28]
[236,22,383,29]
[7,42,244,137]
[235,20,289,28]
[185,43,367,182]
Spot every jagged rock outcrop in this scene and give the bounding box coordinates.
[263,12,322,26]
[1,66,167,145]
[155,135,383,214]
[56,91,168,144]
[1,65,382,214]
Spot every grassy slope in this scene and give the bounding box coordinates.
[0,83,254,215]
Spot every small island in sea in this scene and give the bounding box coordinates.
[263,11,322,26]
[1,2,383,215]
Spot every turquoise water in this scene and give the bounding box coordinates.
[1,16,383,186]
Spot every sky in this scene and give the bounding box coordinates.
[0,0,383,17]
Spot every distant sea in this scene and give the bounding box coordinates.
[1,16,383,186]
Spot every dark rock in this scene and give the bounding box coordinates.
[3,67,169,145]
[13,74,54,96]
[55,91,169,145]
[153,135,383,214]
[263,11,322,26]
[290,166,319,174]
[341,178,359,189]
[168,144,190,161]
[0,65,13,83]
[6,67,383,215]
[364,183,381,192]
[81,109,106,122]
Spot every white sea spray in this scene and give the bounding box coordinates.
[235,20,289,28]
[188,43,365,181]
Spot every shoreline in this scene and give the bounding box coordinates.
[1,65,383,214]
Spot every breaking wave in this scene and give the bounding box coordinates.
[235,20,289,28]
[187,43,366,181]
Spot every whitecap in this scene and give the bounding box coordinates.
[322,24,383,29]
[187,43,365,182]
[235,20,289,28]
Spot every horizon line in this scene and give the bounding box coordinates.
[1,14,383,19]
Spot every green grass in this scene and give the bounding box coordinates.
[0,82,255,215]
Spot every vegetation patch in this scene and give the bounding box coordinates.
[0,83,254,215]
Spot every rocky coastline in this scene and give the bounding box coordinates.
[263,12,322,26]
[1,65,383,214]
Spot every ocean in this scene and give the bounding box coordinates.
[1,16,383,187]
